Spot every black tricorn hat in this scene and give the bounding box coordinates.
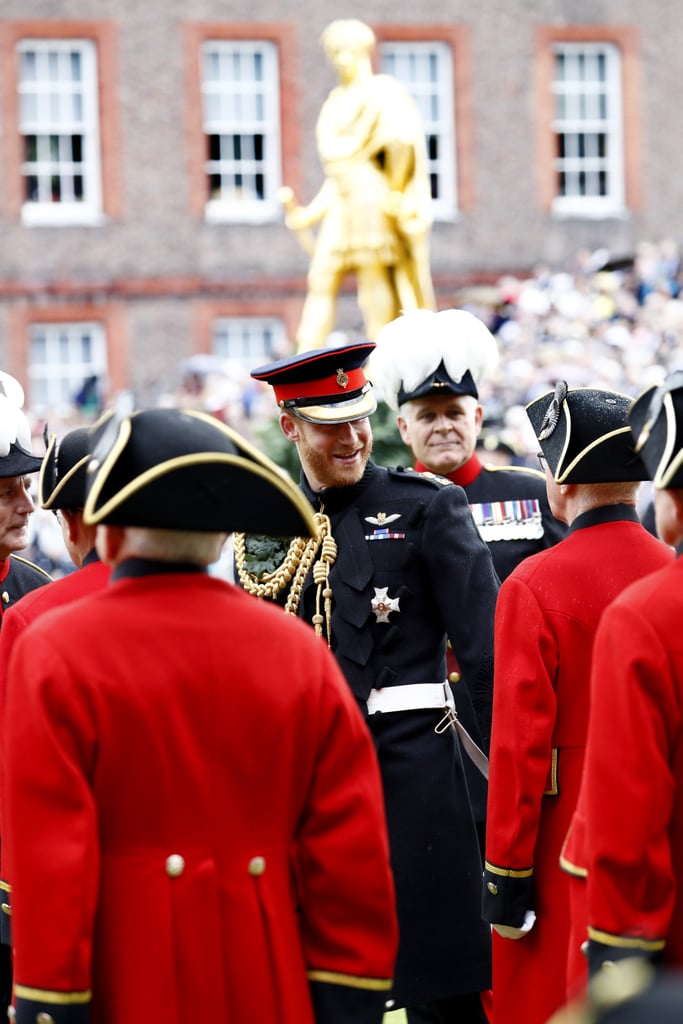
[251,342,377,424]
[629,371,683,489]
[526,382,647,484]
[83,407,317,537]
[39,427,90,510]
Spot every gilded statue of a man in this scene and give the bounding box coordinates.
[282,19,436,351]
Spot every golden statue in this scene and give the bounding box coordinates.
[281,19,436,352]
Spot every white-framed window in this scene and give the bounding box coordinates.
[212,316,285,368]
[28,322,108,415]
[551,42,625,216]
[380,41,456,220]
[17,39,103,226]
[201,40,282,223]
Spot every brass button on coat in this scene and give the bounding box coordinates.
[165,854,185,877]
[248,856,266,876]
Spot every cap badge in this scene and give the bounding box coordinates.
[371,587,400,623]
[336,369,349,389]
[538,380,569,440]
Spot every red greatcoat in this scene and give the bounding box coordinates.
[3,566,398,1024]
[579,556,683,972]
[482,506,673,1024]
[0,554,111,935]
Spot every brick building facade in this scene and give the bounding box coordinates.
[0,0,681,417]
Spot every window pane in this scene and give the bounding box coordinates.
[17,39,102,216]
[379,40,456,215]
[201,40,281,215]
[552,42,623,207]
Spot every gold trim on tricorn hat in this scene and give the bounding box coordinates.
[83,407,318,537]
[39,427,90,510]
[629,371,683,489]
[526,382,647,484]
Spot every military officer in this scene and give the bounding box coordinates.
[243,343,500,1022]
[3,407,398,1024]
[370,308,565,583]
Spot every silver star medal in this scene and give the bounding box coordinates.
[371,587,400,623]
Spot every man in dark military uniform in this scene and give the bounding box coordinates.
[0,372,51,622]
[370,310,566,942]
[243,343,500,1023]
[370,308,565,584]
[0,372,51,1019]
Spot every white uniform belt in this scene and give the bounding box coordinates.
[366,682,454,715]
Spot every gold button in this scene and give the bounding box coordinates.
[487,881,498,895]
[2,592,8,604]
[165,854,185,877]
[6,1008,15,1022]
[449,672,460,684]
[37,1015,55,1024]
[248,856,266,876]
[1,902,11,916]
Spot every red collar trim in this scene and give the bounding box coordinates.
[0,559,9,584]
[416,452,482,487]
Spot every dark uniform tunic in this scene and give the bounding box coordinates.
[298,461,500,1008]
[417,452,565,583]
[0,554,51,620]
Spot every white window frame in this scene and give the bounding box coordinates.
[380,40,456,220]
[28,321,108,416]
[212,316,285,369]
[201,40,282,223]
[17,38,103,227]
[551,42,625,217]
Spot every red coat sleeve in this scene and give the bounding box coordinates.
[483,574,559,926]
[585,599,679,971]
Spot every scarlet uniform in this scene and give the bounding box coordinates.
[579,559,683,970]
[3,407,398,1024]
[0,555,110,938]
[483,508,672,1023]
[4,568,398,1024]
[482,380,674,1024]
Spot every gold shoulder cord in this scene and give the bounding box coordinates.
[233,511,337,647]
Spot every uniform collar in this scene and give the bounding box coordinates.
[112,557,208,582]
[567,503,639,535]
[415,451,482,487]
[299,461,378,513]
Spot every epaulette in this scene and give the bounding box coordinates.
[9,554,53,580]
[483,464,545,480]
[388,466,453,488]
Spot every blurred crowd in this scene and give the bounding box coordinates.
[23,236,683,575]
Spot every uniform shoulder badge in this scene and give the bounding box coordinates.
[483,464,545,480]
